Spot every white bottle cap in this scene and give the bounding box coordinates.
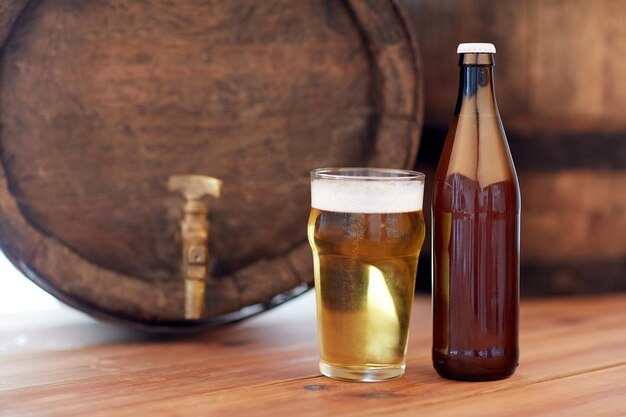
[457,43,496,54]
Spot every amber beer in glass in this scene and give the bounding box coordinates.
[432,43,521,381]
[308,168,425,381]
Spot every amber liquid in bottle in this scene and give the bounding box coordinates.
[432,50,520,381]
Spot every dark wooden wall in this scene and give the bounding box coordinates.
[405,0,626,295]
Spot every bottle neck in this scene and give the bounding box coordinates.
[455,53,498,116]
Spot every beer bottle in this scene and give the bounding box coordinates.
[432,43,520,381]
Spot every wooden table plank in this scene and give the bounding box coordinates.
[1,293,625,416]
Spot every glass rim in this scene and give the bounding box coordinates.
[311,167,425,182]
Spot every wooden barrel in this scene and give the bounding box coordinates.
[0,0,423,330]
[404,0,626,295]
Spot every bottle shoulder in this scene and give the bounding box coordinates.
[435,112,517,188]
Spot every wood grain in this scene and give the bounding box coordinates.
[521,170,626,262]
[403,0,626,293]
[404,0,626,133]
[0,0,422,327]
[1,293,625,416]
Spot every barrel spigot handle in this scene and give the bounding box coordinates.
[167,175,222,320]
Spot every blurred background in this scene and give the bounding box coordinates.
[406,0,626,295]
[0,0,624,322]
[0,253,59,314]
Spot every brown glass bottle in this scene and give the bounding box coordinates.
[432,44,520,381]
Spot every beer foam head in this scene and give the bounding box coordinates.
[311,169,424,213]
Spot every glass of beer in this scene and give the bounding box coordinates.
[307,168,425,382]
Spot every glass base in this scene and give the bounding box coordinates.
[319,361,405,382]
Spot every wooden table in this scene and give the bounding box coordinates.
[1,292,625,416]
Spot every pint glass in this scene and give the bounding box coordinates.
[307,168,425,381]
